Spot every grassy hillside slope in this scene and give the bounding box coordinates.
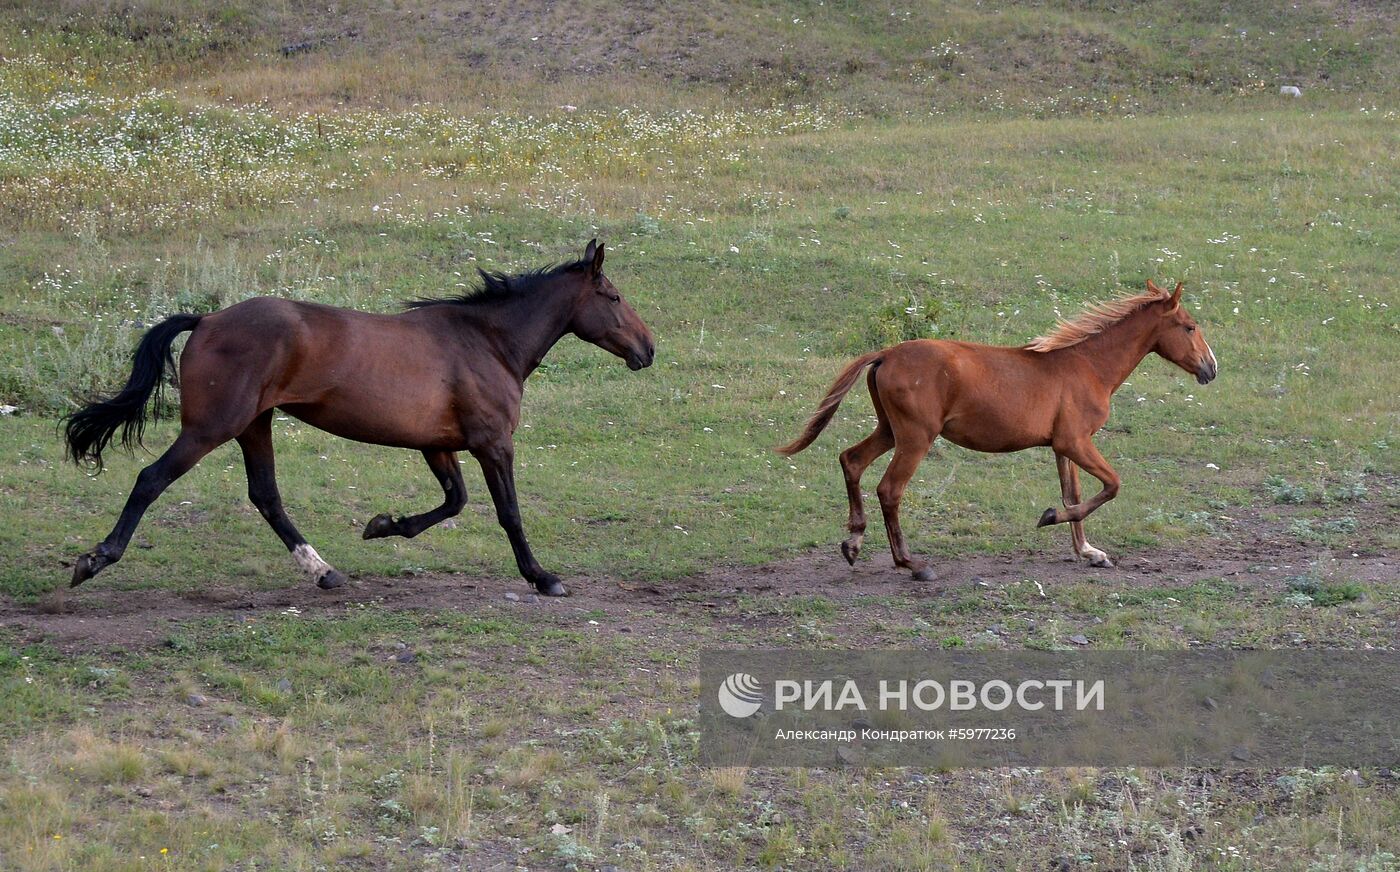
[3,0,1399,112]
[0,4,1398,871]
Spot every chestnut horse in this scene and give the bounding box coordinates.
[65,240,654,597]
[777,280,1217,580]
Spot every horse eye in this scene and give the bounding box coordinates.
[609,294,621,303]
[1185,325,1195,333]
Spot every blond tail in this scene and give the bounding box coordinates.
[775,351,883,456]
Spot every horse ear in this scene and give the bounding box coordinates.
[591,240,605,275]
[1146,278,1162,294]
[1168,282,1183,311]
[583,238,597,263]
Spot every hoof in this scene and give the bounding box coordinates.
[1086,554,1114,569]
[70,551,106,587]
[840,540,860,566]
[317,569,348,590]
[362,513,397,540]
[1036,507,1058,528]
[912,566,937,582]
[533,576,570,597]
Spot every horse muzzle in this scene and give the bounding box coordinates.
[1196,362,1217,385]
[626,341,656,371]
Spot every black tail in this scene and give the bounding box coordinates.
[64,313,202,469]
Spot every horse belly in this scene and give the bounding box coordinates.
[279,384,465,450]
[939,402,1052,453]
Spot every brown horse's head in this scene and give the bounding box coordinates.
[568,240,656,370]
[1147,280,1217,385]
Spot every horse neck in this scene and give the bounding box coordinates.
[469,282,577,379]
[1071,307,1161,392]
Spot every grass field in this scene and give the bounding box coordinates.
[1,2,1398,870]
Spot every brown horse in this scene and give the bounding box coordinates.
[777,280,1217,580]
[65,240,654,597]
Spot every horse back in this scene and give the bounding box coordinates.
[178,297,497,449]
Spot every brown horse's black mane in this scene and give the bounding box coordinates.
[403,258,590,310]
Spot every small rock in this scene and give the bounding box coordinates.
[989,624,1007,636]
[218,715,240,731]
[1202,696,1219,711]
[1194,772,1216,788]
[600,867,620,872]
[186,692,209,708]
[393,641,408,651]
[1343,770,1363,787]
[525,594,540,604]
[549,823,572,836]
[504,592,521,602]
[1182,823,1205,841]
[972,576,991,590]
[835,745,859,766]
[276,678,293,694]
[1230,746,1252,762]
[134,786,153,798]
[1068,634,1090,646]
[441,518,458,530]
[394,650,417,664]
[972,631,1006,650]
[1049,857,1073,872]
[0,404,17,416]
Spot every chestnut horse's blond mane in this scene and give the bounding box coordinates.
[1024,285,1172,352]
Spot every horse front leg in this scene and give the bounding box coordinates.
[471,441,568,597]
[1038,439,1120,529]
[1054,453,1112,568]
[363,450,467,540]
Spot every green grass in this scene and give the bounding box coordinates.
[2,3,1399,870]
[2,102,1395,597]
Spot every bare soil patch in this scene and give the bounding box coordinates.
[5,503,1394,654]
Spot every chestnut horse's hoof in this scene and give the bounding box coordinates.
[70,551,105,587]
[912,566,937,582]
[362,513,397,540]
[1036,507,1058,528]
[317,569,348,590]
[840,540,860,566]
[533,576,570,597]
[1084,551,1114,569]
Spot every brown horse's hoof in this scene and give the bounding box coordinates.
[1036,508,1058,528]
[533,576,570,597]
[840,540,860,566]
[362,513,397,540]
[317,569,348,590]
[912,566,937,582]
[70,551,105,587]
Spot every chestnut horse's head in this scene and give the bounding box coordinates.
[568,240,656,371]
[1147,280,1217,385]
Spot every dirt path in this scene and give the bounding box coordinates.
[5,503,1395,653]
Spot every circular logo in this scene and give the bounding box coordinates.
[718,672,763,718]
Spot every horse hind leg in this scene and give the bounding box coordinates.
[1055,453,1112,568]
[877,423,938,583]
[237,411,346,589]
[72,428,225,586]
[363,451,466,540]
[839,424,894,565]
